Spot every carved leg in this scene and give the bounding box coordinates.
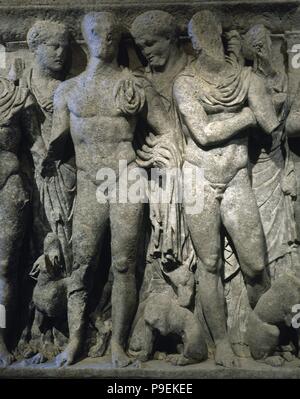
[56,176,109,367]
[221,168,270,308]
[0,175,28,366]
[110,196,143,368]
[183,166,239,368]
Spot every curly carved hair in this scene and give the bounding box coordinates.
[27,20,69,51]
[131,10,179,41]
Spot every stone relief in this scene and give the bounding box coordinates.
[0,3,300,376]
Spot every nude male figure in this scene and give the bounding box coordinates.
[42,12,175,367]
[173,11,280,367]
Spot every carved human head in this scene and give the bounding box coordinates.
[27,20,69,73]
[131,10,180,70]
[188,11,223,56]
[82,12,122,62]
[243,24,272,62]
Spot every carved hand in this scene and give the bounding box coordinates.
[137,133,182,169]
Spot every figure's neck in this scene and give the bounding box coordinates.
[197,48,226,74]
[32,61,62,82]
[152,46,182,75]
[87,56,119,77]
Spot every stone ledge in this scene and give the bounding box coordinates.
[1,357,300,379]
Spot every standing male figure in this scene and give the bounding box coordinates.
[43,12,176,367]
[173,11,279,367]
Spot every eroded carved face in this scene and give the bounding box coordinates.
[135,34,172,70]
[188,12,224,58]
[242,25,274,68]
[86,21,119,62]
[34,34,69,73]
[250,34,272,61]
[188,26,223,56]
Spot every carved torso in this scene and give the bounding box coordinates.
[178,61,251,184]
[65,68,144,178]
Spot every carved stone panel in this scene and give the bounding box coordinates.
[0,0,300,379]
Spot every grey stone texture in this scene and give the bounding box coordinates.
[1,0,300,378]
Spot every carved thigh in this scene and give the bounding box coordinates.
[221,168,267,277]
[183,164,222,273]
[70,175,109,293]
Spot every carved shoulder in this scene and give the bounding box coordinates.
[173,75,196,104]
[53,77,78,109]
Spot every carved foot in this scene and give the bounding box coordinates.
[128,349,149,363]
[111,340,134,368]
[166,354,197,366]
[215,339,241,368]
[55,340,80,367]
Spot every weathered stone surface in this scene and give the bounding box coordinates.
[0,0,300,379]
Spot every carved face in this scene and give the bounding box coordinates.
[135,34,173,70]
[34,34,69,73]
[188,27,223,56]
[243,25,274,68]
[250,34,272,61]
[86,21,119,61]
[188,13,224,58]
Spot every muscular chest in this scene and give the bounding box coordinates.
[68,79,120,118]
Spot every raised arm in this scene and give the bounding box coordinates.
[173,76,256,147]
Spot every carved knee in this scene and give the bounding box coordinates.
[201,254,220,274]
[112,255,134,274]
[241,252,266,279]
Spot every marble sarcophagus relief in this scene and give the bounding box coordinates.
[1,0,300,378]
